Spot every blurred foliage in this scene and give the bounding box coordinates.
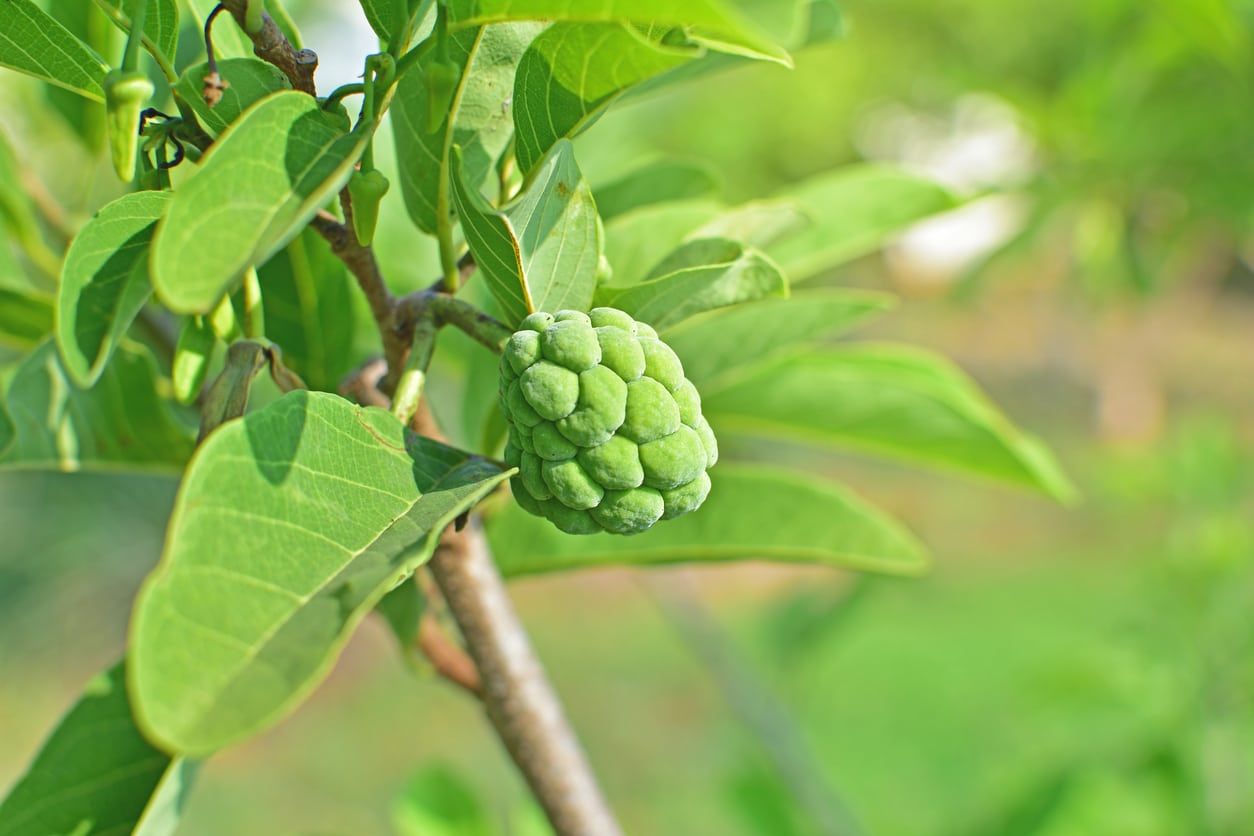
[595,0,1252,302]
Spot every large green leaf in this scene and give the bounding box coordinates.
[57,191,171,387]
[602,199,725,286]
[0,290,53,349]
[624,0,843,97]
[392,22,541,234]
[765,165,958,282]
[98,0,180,66]
[595,159,720,221]
[151,91,371,314]
[595,237,787,328]
[662,289,896,389]
[0,663,195,836]
[513,23,695,174]
[358,0,412,42]
[0,0,109,101]
[0,341,193,473]
[701,344,1076,499]
[257,228,357,392]
[447,0,791,65]
[174,58,292,138]
[489,464,928,576]
[129,391,512,754]
[37,0,108,153]
[600,166,955,288]
[453,139,600,324]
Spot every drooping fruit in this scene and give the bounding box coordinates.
[500,308,717,535]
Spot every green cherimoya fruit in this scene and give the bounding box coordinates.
[501,307,717,535]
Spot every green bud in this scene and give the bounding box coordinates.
[104,70,154,182]
[172,316,217,405]
[424,59,460,133]
[348,169,390,246]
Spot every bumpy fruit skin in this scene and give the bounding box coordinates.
[501,307,717,535]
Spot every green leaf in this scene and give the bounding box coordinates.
[392,22,541,234]
[175,58,292,138]
[602,199,721,286]
[701,344,1076,500]
[595,159,720,221]
[0,290,53,349]
[358,0,412,42]
[185,0,255,59]
[453,139,600,323]
[57,191,171,387]
[513,23,695,174]
[0,0,109,101]
[152,91,371,314]
[99,0,180,66]
[662,289,896,389]
[129,391,512,754]
[489,464,928,576]
[0,341,193,473]
[689,199,808,249]
[447,0,791,66]
[257,228,357,392]
[375,578,425,659]
[765,165,958,282]
[37,1,108,152]
[0,662,196,836]
[595,237,787,329]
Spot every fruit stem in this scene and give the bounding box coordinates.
[390,313,437,425]
[241,267,265,338]
[122,0,148,72]
[427,526,623,836]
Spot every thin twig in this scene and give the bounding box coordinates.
[16,170,73,243]
[309,210,408,381]
[429,525,623,835]
[202,4,229,106]
[414,405,621,835]
[418,612,483,697]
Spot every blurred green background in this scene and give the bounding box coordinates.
[2,0,1252,833]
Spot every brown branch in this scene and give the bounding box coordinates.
[428,526,622,835]
[418,612,483,697]
[310,209,409,387]
[416,406,622,836]
[218,0,317,95]
[396,286,513,354]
